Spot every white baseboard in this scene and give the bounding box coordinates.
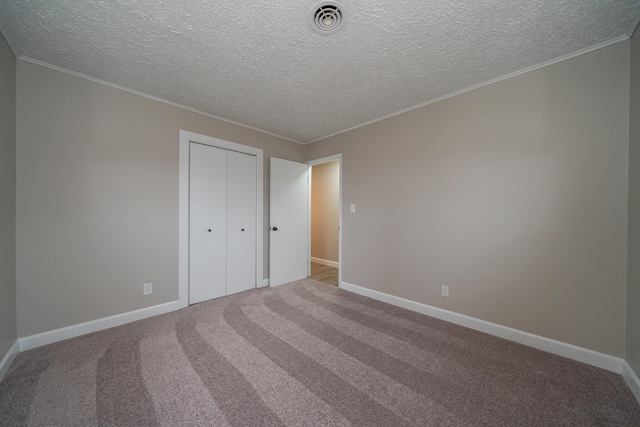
[15,279,268,354]
[0,340,20,382]
[311,257,339,269]
[19,300,185,351]
[622,361,640,404]
[340,281,624,374]
[8,279,636,406]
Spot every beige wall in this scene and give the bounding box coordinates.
[628,32,640,373]
[311,161,339,263]
[0,33,17,359]
[306,41,630,357]
[15,60,304,337]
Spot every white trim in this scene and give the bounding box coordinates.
[622,361,640,404]
[311,257,339,268]
[306,154,343,166]
[18,57,301,145]
[13,36,630,146]
[307,165,312,279]
[179,130,264,305]
[19,300,182,351]
[307,154,343,287]
[339,281,625,374]
[305,36,629,144]
[3,277,636,404]
[179,137,190,307]
[0,340,20,382]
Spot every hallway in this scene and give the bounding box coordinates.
[310,262,338,286]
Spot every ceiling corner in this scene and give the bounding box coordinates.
[627,6,640,37]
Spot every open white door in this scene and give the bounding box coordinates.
[270,157,309,286]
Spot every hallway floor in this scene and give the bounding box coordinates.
[310,262,338,286]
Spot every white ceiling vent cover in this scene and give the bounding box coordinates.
[309,1,348,35]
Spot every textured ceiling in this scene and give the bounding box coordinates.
[0,0,639,143]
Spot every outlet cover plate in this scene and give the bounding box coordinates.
[143,282,153,295]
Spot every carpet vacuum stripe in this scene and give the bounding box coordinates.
[246,292,464,426]
[284,282,559,419]
[294,280,637,424]
[139,328,230,426]
[266,290,513,426]
[176,313,281,426]
[294,280,633,424]
[194,295,349,426]
[0,278,638,426]
[223,292,410,427]
[290,282,596,422]
[96,331,157,426]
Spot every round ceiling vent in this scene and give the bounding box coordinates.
[309,1,348,35]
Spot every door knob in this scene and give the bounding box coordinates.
[241,228,245,231]
[208,229,212,232]
[271,226,278,231]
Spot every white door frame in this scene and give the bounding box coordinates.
[179,130,264,307]
[307,154,342,287]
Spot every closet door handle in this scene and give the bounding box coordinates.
[271,226,278,231]
[208,229,212,232]
[241,228,245,231]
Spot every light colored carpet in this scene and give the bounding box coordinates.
[1,279,639,426]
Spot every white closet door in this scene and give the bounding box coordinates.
[189,143,227,304]
[227,151,257,295]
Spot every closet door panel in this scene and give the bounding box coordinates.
[226,151,257,295]
[189,143,227,304]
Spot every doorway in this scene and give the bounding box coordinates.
[308,155,341,287]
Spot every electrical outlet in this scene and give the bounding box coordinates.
[441,285,449,297]
[143,282,153,296]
